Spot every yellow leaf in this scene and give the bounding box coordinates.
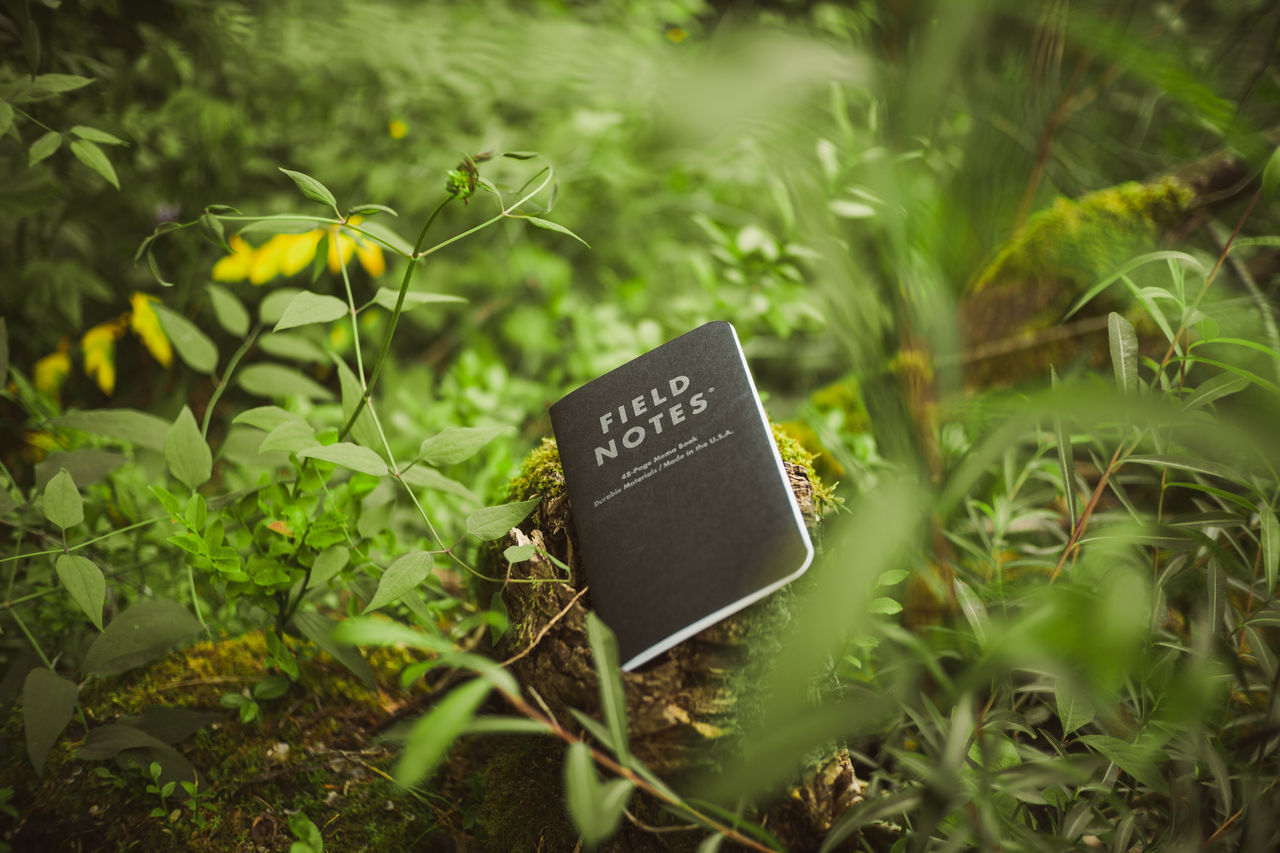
[82,319,125,396]
[129,292,173,368]
[327,229,356,274]
[279,230,325,277]
[34,345,71,400]
[355,240,385,277]
[212,234,254,283]
[249,234,288,285]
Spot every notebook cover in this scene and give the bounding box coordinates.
[549,320,814,670]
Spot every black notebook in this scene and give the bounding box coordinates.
[549,321,814,670]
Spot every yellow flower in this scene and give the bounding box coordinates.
[327,216,385,277]
[34,339,72,400]
[129,292,173,368]
[82,318,127,395]
[212,234,255,282]
[388,118,409,139]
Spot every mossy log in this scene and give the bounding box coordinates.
[479,433,863,851]
[959,132,1279,387]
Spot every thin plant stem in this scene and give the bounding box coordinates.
[338,195,454,441]
[498,688,778,853]
[8,608,54,671]
[0,517,161,565]
[202,324,262,439]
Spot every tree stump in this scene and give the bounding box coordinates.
[487,435,862,850]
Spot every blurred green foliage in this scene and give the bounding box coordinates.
[3,0,1280,849]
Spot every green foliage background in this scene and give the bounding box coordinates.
[3,0,1280,850]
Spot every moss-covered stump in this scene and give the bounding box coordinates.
[959,178,1195,388]
[480,430,860,850]
[1,632,458,852]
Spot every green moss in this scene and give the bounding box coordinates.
[1,631,445,852]
[504,426,838,523]
[972,177,1195,293]
[473,738,577,852]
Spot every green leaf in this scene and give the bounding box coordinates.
[51,408,169,452]
[1182,372,1250,410]
[953,578,988,648]
[399,466,479,502]
[274,291,348,332]
[164,406,212,490]
[568,708,618,752]
[394,678,492,787]
[1050,366,1078,530]
[253,675,291,701]
[297,442,387,476]
[869,597,902,615]
[306,546,349,591]
[520,215,590,247]
[259,287,302,325]
[1077,734,1168,793]
[151,304,218,374]
[34,451,121,494]
[23,669,79,775]
[370,288,466,312]
[1107,312,1138,394]
[1055,680,1096,735]
[288,812,323,852]
[697,834,725,853]
[465,498,541,541]
[27,73,94,98]
[197,210,230,252]
[347,203,397,217]
[0,316,8,384]
[563,741,632,848]
[258,332,327,363]
[278,167,339,213]
[828,198,876,219]
[69,139,119,190]
[1263,147,1280,205]
[42,468,83,529]
[354,220,414,257]
[585,612,630,764]
[258,420,317,454]
[0,100,13,136]
[204,283,250,337]
[333,618,518,694]
[417,425,512,466]
[1124,454,1246,483]
[233,405,303,432]
[820,788,923,853]
[28,130,61,167]
[146,250,174,287]
[331,354,379,450]
[363,551,434,613]
[502,151,539,160]
[290,610,375,689]
[238,363,333,400]
[82,599,202,676]
[463,716,553,736]
[1262,507,1279,597]
[1064,252,1204,321]
[55,554,106,631]
[70,125,126,146]
[503,544,537,563]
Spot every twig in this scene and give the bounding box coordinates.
[498,690,777,853]
[501,587,589,668]
[1050,442,1126,582]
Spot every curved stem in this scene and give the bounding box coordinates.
[338,195,454,440]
